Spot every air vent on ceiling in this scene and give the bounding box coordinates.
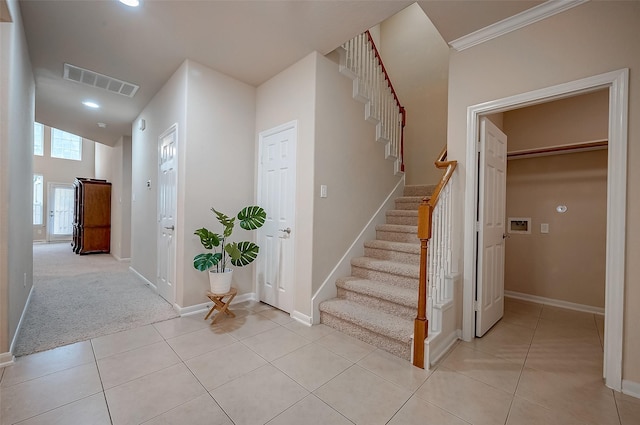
[63,63,139,98]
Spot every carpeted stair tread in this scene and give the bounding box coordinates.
[351,256,419,278]
[319,299,413,342]
[376,223,418,234]
[395,196,427,204]
[364,239,420,253]
[336,276,417,308]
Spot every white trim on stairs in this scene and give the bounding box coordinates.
[311,175,405,323]
[505,291,604,315]
[449,0,588,51]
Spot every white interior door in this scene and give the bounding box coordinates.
[157,125,177,304]
[47,183,74,241]
[476,117,507,337]
[257,122,297,313]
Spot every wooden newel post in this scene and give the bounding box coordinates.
[413,198,432,368]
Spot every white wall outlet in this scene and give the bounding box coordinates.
[541,223,549,234]
[320,185,327,198]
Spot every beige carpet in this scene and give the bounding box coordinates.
[13,243,178,356]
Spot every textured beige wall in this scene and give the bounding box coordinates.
[0,0,35,354]
[131,62,188,299]
[504,90,609,152]
[256,52,317,316]
[182,60,256,307]
[447,1,640,383]
[505,150,607,307]
[313,52,402,294]
[380,3,449,185]
[95,136,132,260]
[503,91,609,307]
[33,124,96,241]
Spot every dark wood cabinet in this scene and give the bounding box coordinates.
[72,178,111,255]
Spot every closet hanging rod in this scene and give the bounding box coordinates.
[507,139,607,160]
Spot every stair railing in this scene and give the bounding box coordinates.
[413,147,457,368]
[339,30,406,174]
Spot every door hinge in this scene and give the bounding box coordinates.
[475,221,480,232]
[474,300,480,311]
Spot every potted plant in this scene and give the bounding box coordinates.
[193,205,266,293]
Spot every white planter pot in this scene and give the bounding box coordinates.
[208,269,233,294]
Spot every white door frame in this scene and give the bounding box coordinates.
[462,69,628,391]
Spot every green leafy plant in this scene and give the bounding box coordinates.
[193,205,266,273]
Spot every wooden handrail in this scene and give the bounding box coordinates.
[413,147,457,368]
[365,30,406,172]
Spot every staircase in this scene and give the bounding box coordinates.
[319,184,435,360]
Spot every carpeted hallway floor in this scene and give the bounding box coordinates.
[12,243,178,356]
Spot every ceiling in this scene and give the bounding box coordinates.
[19,0,544,147]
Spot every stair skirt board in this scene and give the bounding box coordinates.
[320,311,412,361]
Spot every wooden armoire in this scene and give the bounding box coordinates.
[72,178,111,254]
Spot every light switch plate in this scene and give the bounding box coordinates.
[320,185,327,198]
[541,223,549,234]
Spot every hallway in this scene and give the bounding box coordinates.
[1,298,639,424]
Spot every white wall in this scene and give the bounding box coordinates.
[447,1,640,384]
[181,60,256,307]
[0,0,35,356]
[380,3,449,185]
[256,52,317,316]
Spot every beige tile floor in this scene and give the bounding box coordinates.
[1,297,639,425]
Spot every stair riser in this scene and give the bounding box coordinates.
[351,266,418,289]
[364,247,420,264]
[337,288,416,321]
[403,185,436,197]
[376,230,419,244]
[394,201,422,210]
[320,312,411,361]
[385,215,418,226]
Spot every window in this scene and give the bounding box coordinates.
[51,128,82,160]
[34,122,44,156]
[33,174,43,225]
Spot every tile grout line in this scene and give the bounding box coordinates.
[91,338,115,425]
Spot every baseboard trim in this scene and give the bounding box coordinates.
[505,290,604,315]
[622,380,640,399]
[9,285,34,355]
[311,175,405,324]
[129,266,158,292]
[0,351,15,368]
[291,310,312,326]
[177,292,257,317]
[112,254,131,262]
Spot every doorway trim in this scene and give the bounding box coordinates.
[462,68,628,391]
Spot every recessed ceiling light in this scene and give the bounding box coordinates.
[97,122,107,128]
[82,101,100,109]
[119,0,140,7]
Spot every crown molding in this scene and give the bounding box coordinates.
[449,0,589,51]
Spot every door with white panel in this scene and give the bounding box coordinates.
[157,125,177,304]
[476,117,507,337]
[257,122,297,313]
[47,183,75,241]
